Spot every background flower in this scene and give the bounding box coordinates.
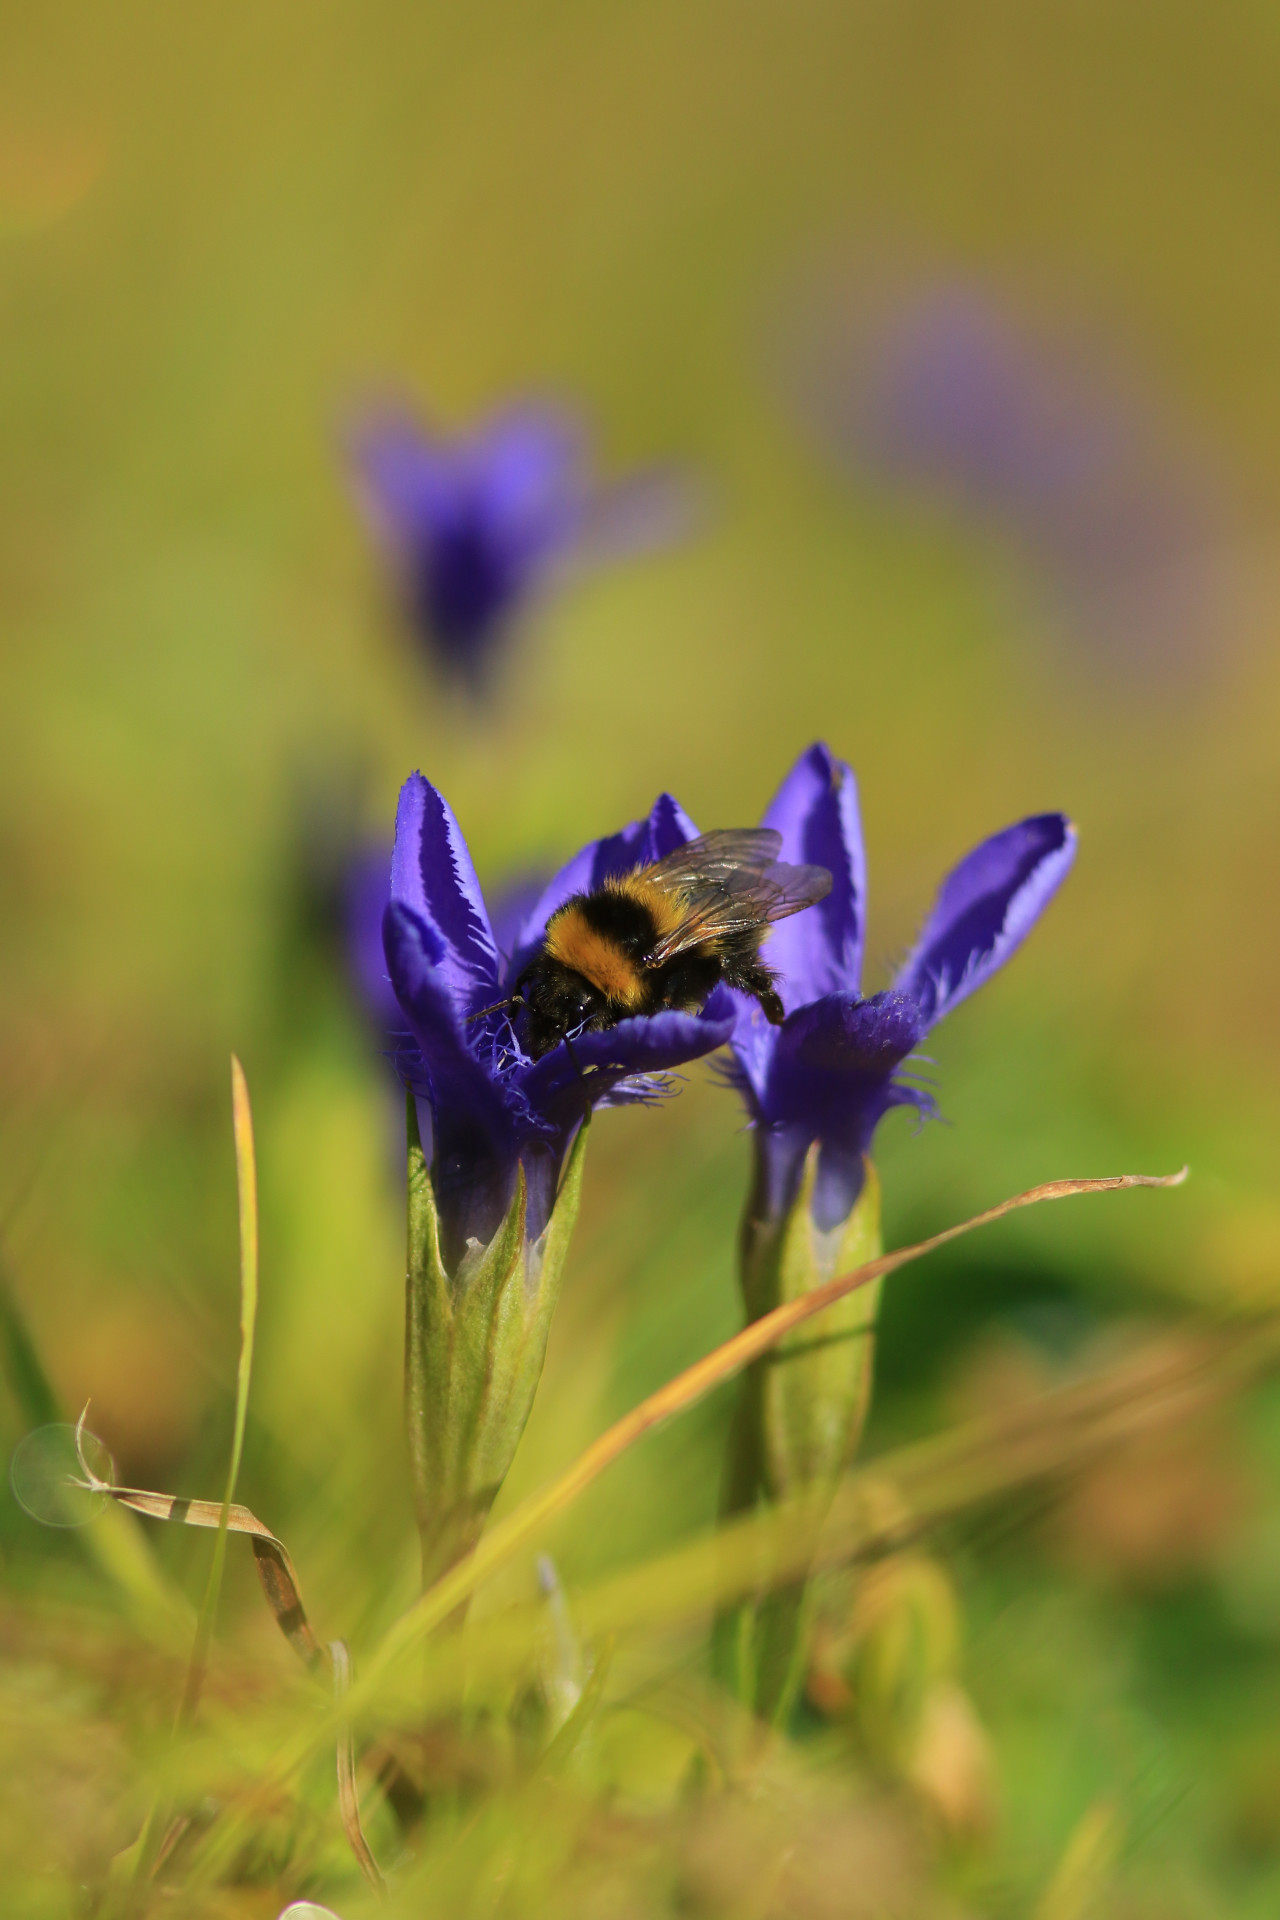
[347,400,692,691]
[790,278,1235,679]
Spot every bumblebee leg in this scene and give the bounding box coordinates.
[757,985,785,1024]
[724,955,786,1025]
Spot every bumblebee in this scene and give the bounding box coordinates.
[508,829,832,1059]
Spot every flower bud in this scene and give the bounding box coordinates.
[715,1149,883,1726]
[740,1147,883,1504]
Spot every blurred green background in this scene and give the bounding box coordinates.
[5,3,1280,1913]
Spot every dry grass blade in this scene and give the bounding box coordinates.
[330,1639,387,1895]
[73,1430,326,1668]
[362,1167,1187,1701]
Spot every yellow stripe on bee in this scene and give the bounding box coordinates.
[545,907,648,1008]
[604,870,686,940]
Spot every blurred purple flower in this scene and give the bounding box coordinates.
[801,280,1228,671]
[728,743,1076,1231]
[846,286,1112,513]
[384,774,736,1260]
[347,400,691,690]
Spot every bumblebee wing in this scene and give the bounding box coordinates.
[641,832,831,965]
[644,828,784,888]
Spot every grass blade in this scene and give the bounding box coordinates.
[178,1055,261,1722]
[0,1253,60,1427]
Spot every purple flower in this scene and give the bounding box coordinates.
[730,743,1076,1232]
[348,400,689,690]
[797,279,1229,676]
[383,774,736,1261]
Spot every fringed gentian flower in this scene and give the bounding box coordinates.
[717,741,1075,1721]
[732,740,1077,1237]
[348,400,688,692]
[383,771,735,1582]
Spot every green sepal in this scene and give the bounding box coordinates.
[743,1149,883,1501]
[405,1098,589,1586]
[715,1153,884,1729]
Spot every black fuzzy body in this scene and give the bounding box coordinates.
[515,884,783,1060]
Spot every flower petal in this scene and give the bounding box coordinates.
[644,791,701,862]
[347,408,456,547]
[780,989,926,1080]
[509,793,699,981]
[752,990,932,1230]
[725,992,780,1116]
[517,986,736,1131]
[348,405,581,683]
[390,773,501,1013]
[894,813,1076,1027]
[383,902,523,1250]
[760,742,867,1011]
[470,406,585,553]
[381,906,511,1129]
[758,991,925,1131]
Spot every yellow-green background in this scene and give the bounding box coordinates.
[5,4,1280,1912]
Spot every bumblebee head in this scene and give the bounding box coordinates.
[521,960,610,1059]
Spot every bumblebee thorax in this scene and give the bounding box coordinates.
[544,891,652,1008]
